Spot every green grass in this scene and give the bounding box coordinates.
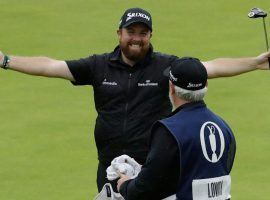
[0,0,270,199]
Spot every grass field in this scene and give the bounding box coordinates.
[0,0,270,199]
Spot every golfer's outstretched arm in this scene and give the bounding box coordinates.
[0,51,75,81]
[203,51,270,78]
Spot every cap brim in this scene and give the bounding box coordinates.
[163,66,171,77]
[122,20,152,31]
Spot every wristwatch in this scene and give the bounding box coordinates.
[1,55,10,69]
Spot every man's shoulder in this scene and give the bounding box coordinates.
[91,52,113,59]
[87,46,119,59]
[153,51,178,59]
[85,51,117,66]
[150,52,178,69]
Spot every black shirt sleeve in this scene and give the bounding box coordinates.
[65,55,96,85]
[119,123,180,200]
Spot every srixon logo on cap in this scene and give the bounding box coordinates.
[126,12,151,22]
[187,82,203,88]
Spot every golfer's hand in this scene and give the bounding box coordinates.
[256,51,270,70]
[117,173,131,192]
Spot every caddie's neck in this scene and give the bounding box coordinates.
[169,82,190,111]
[171,95,190,111]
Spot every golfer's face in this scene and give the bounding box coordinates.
[118,23,152,62]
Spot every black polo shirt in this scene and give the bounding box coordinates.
[66,45,177,165]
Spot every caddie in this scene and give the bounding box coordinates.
[117,57,236,200]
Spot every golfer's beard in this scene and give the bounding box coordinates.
[120,43,149,62]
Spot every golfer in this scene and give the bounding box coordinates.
[0,7,267,191]
[117,57,236,200]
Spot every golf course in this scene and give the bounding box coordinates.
[0,0,269,199]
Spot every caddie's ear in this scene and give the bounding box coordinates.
[169,81,175,95]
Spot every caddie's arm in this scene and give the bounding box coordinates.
[203,51,270,78]
[0,51,75,81]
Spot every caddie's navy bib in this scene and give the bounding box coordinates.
[160,102,236,200]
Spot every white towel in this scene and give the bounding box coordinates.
[106,155,142,181]
[94,155,176,200]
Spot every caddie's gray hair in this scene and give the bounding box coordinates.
[174,85,208,102]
